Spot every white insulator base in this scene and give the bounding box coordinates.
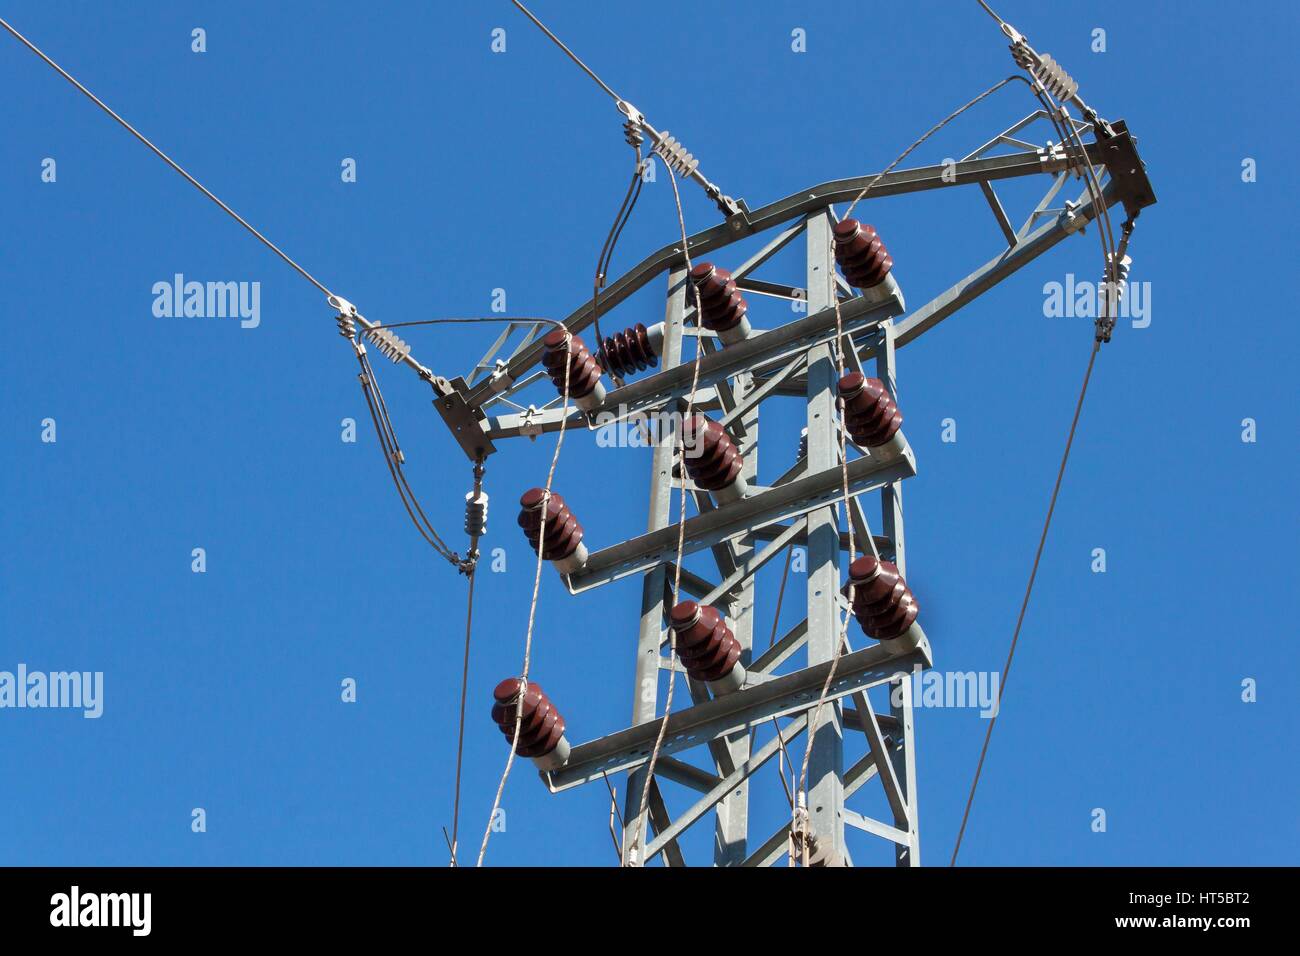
[553,542,589,576]
[575,381,606,413]
[865,430,907,461]
[717,316,752,346]
[883,621,926,653]
[712,475,749,504]
[860,271,902,309]
[707,663,747,696]
[532,736,571,772]
[646,321,666,359]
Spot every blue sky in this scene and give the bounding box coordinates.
[1,0,1295,866]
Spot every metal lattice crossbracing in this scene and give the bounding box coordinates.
[447,111,1155,866]
[0,3,1157,869]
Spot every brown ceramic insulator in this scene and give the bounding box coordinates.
[541,328,603,399]
[517,487,583,561]
[845,554,919,641]
[838,372,903,447]
[668,600,742,683]
[832,218,893,289]
[688,262,748,333]
[599,322,659,379]
[680,415,744,491]
[491,677,566,758]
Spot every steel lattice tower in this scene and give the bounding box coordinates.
[438,108,1154,866]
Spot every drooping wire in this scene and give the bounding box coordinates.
[448,456,486,867]
[594,134,646,386]
[354,345,462,568]
[968,1,1119,296]
[625,148,708,866]
[950,337,1102,865]
[475,333,575,867]
[0,15,334,300]
[789,73,1030,863]
[945,7,1134,866]
[762,546,797,812]
[792,209,862,866]
[844,75,1031,220]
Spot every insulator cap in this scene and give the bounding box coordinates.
[517,487,584,561]
[668,600,742,683]
[843,554,918,641]
[833,219,893,290]
[599,322,660,379]
[541,328,603,400]
[838,372,903,448]
[679,415,744,491]
[688,262,748,334]
[491,677,566,758]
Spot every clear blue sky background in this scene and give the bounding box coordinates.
[1,1,1295,866]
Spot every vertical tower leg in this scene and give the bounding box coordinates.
[803,209,845,864]
[622,266,688,865]
[877,319,920,867]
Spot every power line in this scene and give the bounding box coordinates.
[845,75,1029,219]
[950,336,1102,865]
[0,15,334,299]
[448,562,478,866]
[475,335,575,866]
[626,151,708,866]
[509,0,623,105]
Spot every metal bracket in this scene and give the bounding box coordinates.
[432,377,496,462]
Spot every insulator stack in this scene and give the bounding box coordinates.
[668,600,747,694]
[680,414,749,503]
[1013,46,1079,103]
[517,487,588,574]
[491,677,570,770]
[652,131,700,179]
[364,326,413,364]
[599,321,664,380]
[541,328,606,411]
[843,554,920,643]
[1099,253,1132,311]
[832,219,895,298]
[838,372,904,454]
[464,490,488,538]
[688,262,752,345]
